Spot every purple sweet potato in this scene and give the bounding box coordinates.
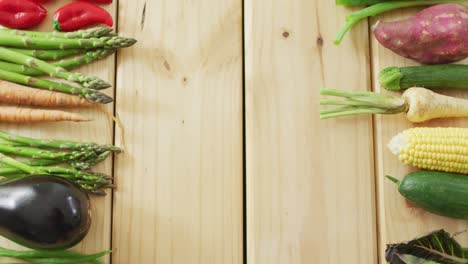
[373,4,468,64]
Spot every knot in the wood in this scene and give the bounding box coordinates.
[316,35,323,47]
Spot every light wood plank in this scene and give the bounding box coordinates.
[112,1,244,263]
[245,1,377,263]
[370,8,468,263]
[0,2,116,263]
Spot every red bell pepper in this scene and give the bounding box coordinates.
[0,0,47,29]
[84,0,113,4]
[31,0,51,3]
[53,2,113,32]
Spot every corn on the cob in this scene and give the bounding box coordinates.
[388,127,468,174]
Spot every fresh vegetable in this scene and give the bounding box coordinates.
[0,130,121,153]
[337,0,391,6]
[0,47,110,89]
[0,106,88,122]
[388,127,468,174]
[0,68,113,104]
[0,164,113,194]
[379,65,468,91]
[0,31,136,49]
[334,0,467,45]
[386,230,468,264]
[1,26,114,39]
[53,2,113,32]
[0,130,121,193]
[0,247,110,264]
[8,48,89,60]
[373,4,468,64]
[31,0,50,3]
[386,171,468,220]
[0,142,113,169]
[0,0,47,29]
[320,87,468,122]
[0,81,93,107]
[0,49,115,76]
[0,176,91,249]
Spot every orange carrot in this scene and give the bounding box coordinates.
[0,81,94,107]
[0,106,89,122]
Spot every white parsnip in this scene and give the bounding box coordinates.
[320,87,468,123]
[403,88,468,122]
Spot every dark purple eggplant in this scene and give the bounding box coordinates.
[0,176,91,250]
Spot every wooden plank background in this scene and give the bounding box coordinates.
[0,1,465,264]
[112,0,244,263]
[245,0,377,263]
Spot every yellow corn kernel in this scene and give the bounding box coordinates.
[388,127,468,174]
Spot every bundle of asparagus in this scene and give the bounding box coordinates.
[0,130,121,195]
[0,27,136,122]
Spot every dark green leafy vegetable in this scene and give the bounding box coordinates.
[386,230,468,264]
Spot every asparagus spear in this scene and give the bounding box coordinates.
[8,48,87,60]
[0,143,112,170]
[0,144,96,163]
[0,153,47,175]
[23,159,62,166]
[0,164,112,194]
[0,68,113,104]
[0,32,137,49]
[0,130,122,153]
[0,47,110,89]
[0,49,116,76]
[1,27,114,39]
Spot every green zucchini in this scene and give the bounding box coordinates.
[379,65,468,91]
[386,171,468,220]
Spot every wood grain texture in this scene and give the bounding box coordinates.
[0,1,116,263]
[370,8,468,263]
[112,1,243,263]
[245,1,377,263]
